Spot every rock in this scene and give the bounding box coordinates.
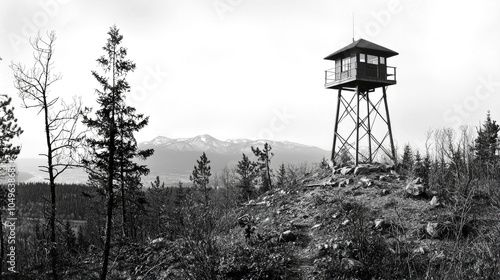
[354,165,370,175]
[413,246,426,255]
[374,218,386,229]
[412,177,423,184]
[342,219,350,226]
[339,179,351,188]
[380,189,390,196]
[426,222,441,239]
[340,166,354,175]
[430,196,440,207]
[311,223,321,229]
[150,237,164,244]
[405,182,425,196]
[279,230,297,242]
[341,258,365,272]
[359,177,373,187]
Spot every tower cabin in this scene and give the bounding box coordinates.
[324,39,398,90]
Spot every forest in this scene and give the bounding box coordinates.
[0,25,499,279]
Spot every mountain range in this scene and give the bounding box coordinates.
[16,135,329,185]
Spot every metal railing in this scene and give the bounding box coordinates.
[325,65,396,86]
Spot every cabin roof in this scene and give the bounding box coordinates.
[324,38,398,60]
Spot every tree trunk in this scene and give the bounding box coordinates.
[101,50,117,280]
[43,92,57,280]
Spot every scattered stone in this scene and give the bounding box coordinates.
[339,179,351,188]
[311,223,321,230]
[359,177,373,187]
[405,182,425,196]
[380,189,390,196]
[374,218,386,229]
[426,222,441,239]
[413,246,426,255]
[430,196,440,208]
[354,165,370,175]
[412,177,423,184]
[279,230,297,242]
[341,258,365,272]
[342,219,350,226]
[340,166,354,175]
[150,237,164,244]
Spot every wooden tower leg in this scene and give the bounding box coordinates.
[366,91,372,163]
[383,86,397,163]
[331,88,342,163]
[355,86,360,166]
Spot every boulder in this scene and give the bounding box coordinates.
[279,230,297,242]
[426,222,441,239]
[405,182,425,196]
[340,166,354,175]
[380,189,390,196]
[353,165,370,175]
[412,177,423,184]
[359,177,373,187]
[374,218,386,230]
[430,196,440,208]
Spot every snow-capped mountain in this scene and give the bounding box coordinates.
[140,135,329,184]
[141,134,321,154]
[16,135,329,185]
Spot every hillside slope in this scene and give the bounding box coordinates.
[118,164,500,279]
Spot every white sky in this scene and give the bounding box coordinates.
[1,0,500,159]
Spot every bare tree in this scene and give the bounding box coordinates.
[11,31,83,280]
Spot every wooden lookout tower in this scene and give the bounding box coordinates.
[324,39,398,165]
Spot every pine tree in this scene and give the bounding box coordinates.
[474,111,499,172]
[400,144,414,174]
[236,153,258,201]
[251,143,274,192]
[81,25,150,280]
[190,152,212,205]
[276,163,287,189]
[0,95,23,166]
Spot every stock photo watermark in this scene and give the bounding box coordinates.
[129,64,169,104]
[354,0,422,40]
[7,0,70,53]
[213,0,244,21]
[443,74,500,126]
[2,164,18,273]
[256,106,296,140]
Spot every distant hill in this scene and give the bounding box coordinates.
[140,135,329,184]
[15,135,329,185]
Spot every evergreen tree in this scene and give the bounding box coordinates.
[251,143,274,192]
[0,94,22,277]
[320,157,330,170]
[0,95,23,165]
[276,163,287,189]
[474,111,499,171]
[190,152,212,205]
[81,25,149,280]
[236,153,258,201]
[400,144,414,174]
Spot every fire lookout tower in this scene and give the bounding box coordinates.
[324,39,398,165]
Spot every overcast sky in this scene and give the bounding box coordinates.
[1,0,500,159]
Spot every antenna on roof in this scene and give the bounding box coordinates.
[352,12,355,42]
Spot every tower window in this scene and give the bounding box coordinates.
[367,55,378,65]
[359,53,366,63]
[341,57,351,72]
